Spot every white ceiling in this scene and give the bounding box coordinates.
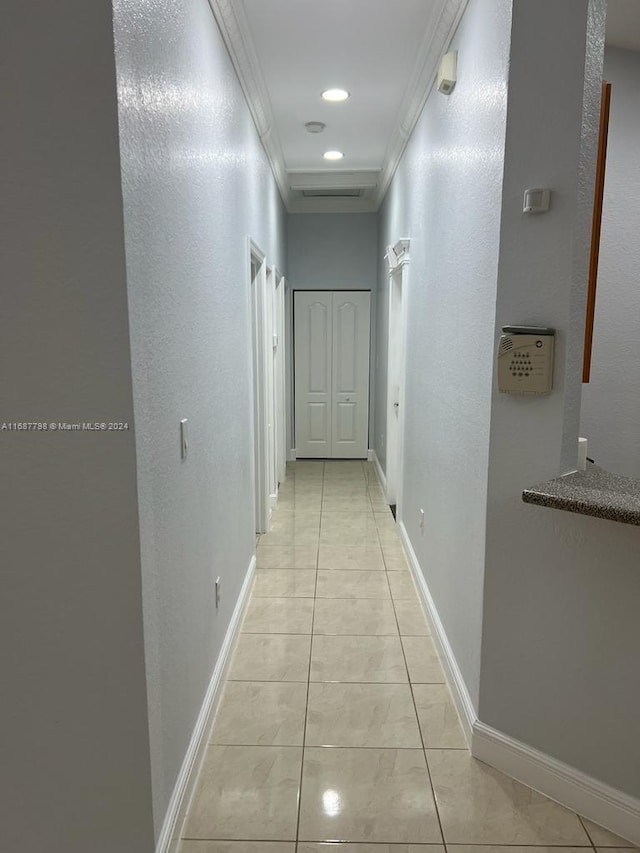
[208,0,640,213]
[241,0,443,172]
[208,0,466,211]
[606,0,640,51]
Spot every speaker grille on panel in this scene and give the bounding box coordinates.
[499,337,514,353]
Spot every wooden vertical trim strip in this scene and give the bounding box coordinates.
[583,81,612,383]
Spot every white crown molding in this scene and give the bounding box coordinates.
[375,0,470,207]
[209,0,470,213]
[207,0,289,205]
[386,238,411,273]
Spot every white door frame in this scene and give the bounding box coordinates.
[385,239,410,514]
[265,265,278,510]
[285,282,295,462]
[275,274,287,485]
[248,238,270,534]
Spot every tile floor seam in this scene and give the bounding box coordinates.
[293,463,324,846]
[578,814,602,852]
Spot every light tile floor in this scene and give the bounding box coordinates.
[179,461,636,852]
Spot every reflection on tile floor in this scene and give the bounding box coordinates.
[179,461,636,851]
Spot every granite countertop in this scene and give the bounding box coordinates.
[522,464,640,526]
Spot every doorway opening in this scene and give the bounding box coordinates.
[385,239,410,516]
[265,265,277,510]
[249,240,269,534]
[274,274,287,488]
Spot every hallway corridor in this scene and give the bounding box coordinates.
[177,462,631,852]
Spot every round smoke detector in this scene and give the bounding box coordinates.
[305,121,326,134]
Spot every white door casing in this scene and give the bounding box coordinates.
[266,266,277,509]
[248,239,270,533]
[275,275,287,484]
[385,239,410,512]
[294,290,370,459]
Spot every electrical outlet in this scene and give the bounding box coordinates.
[215,577,221,609]
[419,508,425,535]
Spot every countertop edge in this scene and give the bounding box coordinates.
[522,466,640,527]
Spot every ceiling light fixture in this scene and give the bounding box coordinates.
[323,150,344,161]
[305,121,326,134]
[321,88,350,102]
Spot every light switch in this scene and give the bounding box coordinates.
[180,418,188,460]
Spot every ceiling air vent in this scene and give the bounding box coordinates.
[301,188,363,198]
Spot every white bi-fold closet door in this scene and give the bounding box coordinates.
[294,290,371,459]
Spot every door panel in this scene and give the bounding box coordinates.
[332,292,370,458]
[335,301,357,392]
[308,302,330,392]
[309,402,329,442]
[335,401,357,443]
[294,291,332,457]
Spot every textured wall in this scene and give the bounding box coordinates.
[481,1,640,800]
[375,0,513,706]
[581,47,640,477]
[112,0,287,837]
[0,2,154,851]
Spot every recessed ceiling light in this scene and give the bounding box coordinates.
[305,121,326,134]
[321,88,350,102]
[323,150,344,161]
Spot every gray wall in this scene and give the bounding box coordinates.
[481,0,640,799]
[112,0,287,837]
[288,213,378,452]
[288,213,378,290]
[376,0,512,706]
[581,47,640,477]
[0,2,154,851]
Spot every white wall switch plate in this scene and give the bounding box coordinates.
[180,418,188,459]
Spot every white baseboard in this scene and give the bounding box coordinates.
[397,520,477,744]
[269,492,278,511]
[287,448,296,461]
[367,449,374,461]
[372,451,387,495]
[397,519,640,846]
[473,721,640,846]
[156,555,256,853]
